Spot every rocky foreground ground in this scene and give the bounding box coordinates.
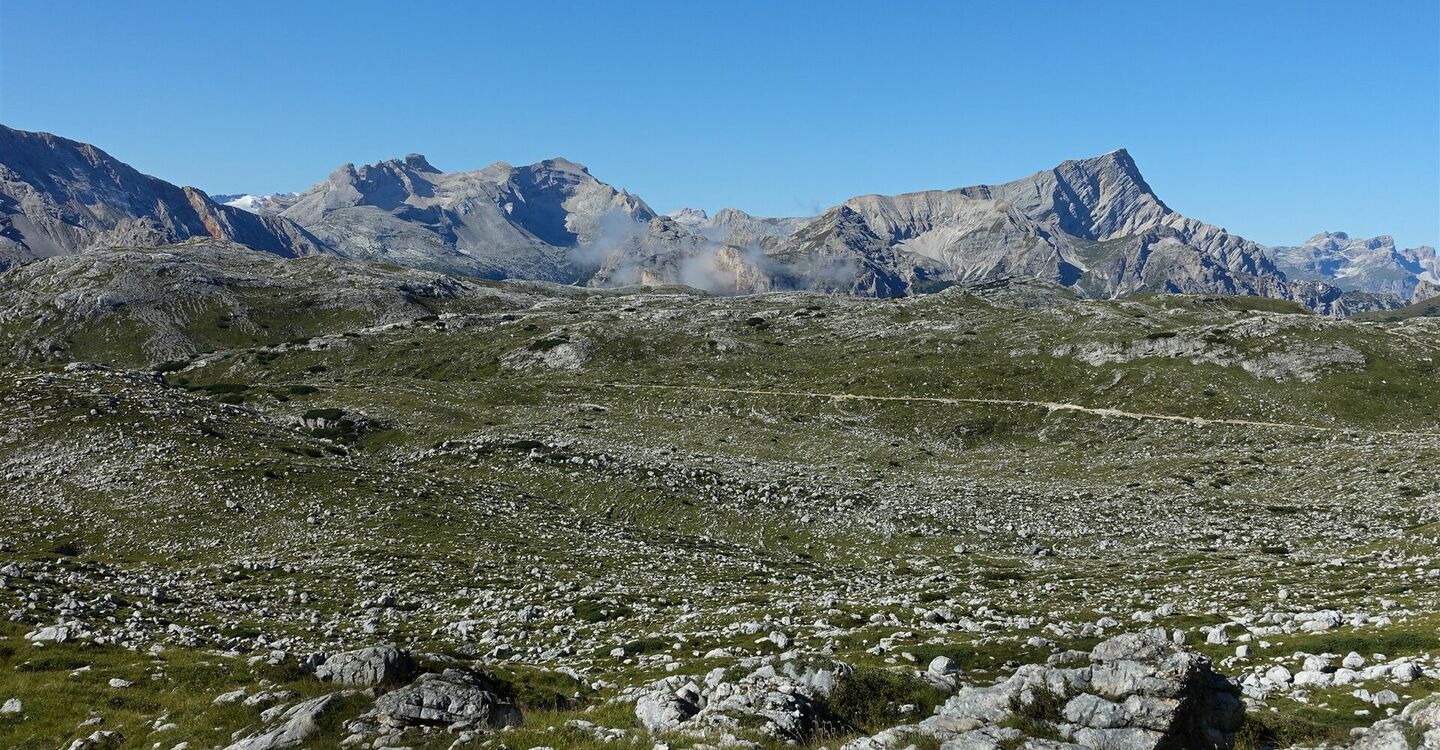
[0,246,1437,749]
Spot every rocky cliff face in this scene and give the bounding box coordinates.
[594,150,1391,315]
[673,207,811,250]
[278,154,657,281]
[0,125,319,268]
[778,149,1300,305]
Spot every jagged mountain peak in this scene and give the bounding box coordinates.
[526,157,590,176]
[213,192,300,215]
[401,153,438,172]
[268,146,661,280]
[711,208,755,223]
[322,154,442,185]
[508,158,599,188]
[354,157,429,179]
[667,208,710,226]
[1011,148,1170,240]
[1056,147,1145,179]
[1301,231,1393,249]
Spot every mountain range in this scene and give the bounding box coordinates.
[0,123,1433,316]
[1270,231,1439,301]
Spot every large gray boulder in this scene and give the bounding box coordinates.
[314,646,418,687]
[698,675,840,742]
[371,668,522,729]
[635,689,700,733]
[1074,633,1243,750]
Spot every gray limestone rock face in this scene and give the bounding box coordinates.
[634,689,701,733]
[630,667,846,743]
[0,125,320,269]
[278,155,657,282]
[1079,633,1244,750]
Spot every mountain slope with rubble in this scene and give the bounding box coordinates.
[0,241,1436,749]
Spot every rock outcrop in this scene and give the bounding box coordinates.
[314,646,418,687]
[63,730,123,750]
[224,692,353,750]
[0,239,519,366]
[629,661,849,743]
[1299,695,1440,750]
[845,633,1243,750]
[369,668,522,729]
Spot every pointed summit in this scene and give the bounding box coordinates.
[1075,147,1140,171]
[965,148,1169,241]
[1053,148,1159,201]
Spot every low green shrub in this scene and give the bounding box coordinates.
[824,667,948,732]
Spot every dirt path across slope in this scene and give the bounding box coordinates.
[607,383,1440,439]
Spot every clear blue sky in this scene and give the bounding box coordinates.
[2,1,1436,248]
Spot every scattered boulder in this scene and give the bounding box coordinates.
[371,668,522,729]
[929,655,961,676]
[635,688,700,733]
[314,646,418,687]
[64,730,123,750]
[214,689,248,705]
[504,334,593,371]
[1315,695,1440,750]
[27,621,88,643]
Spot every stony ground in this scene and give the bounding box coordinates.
[0,248,1437,749]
